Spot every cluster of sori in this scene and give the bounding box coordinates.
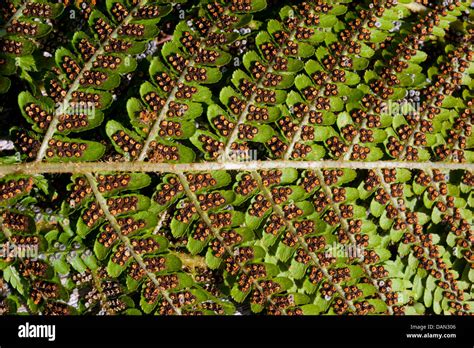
[0,177,34,202]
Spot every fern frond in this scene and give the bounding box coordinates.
[1,0,473,317]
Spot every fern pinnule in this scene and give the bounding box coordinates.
[15,0,176,162]
[205,0,340,162]
[85,172,186,315]
[0,1,65,93]
[174,171,298,314]
[396,37,473,162]
[282,0,410,161]
[107,0,264,162]
[311,168,402,314]
[250,170,360,314]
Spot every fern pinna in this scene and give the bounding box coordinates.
[0,0,472,316]
[0,1,65,94]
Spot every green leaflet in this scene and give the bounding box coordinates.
[3,266,25,295]
[77,193,151,237]
[0,1,64,93]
